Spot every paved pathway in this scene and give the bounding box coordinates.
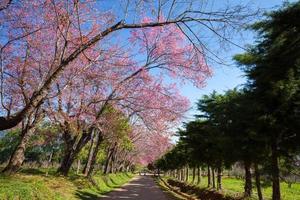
[100,175,172,200]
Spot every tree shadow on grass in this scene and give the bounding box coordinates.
[124,172,132,178]
[167,179,244,200]
[102,176,117,188]
[75,191,100,200]
[109,177,119,186]
[20,168,45,175]
[19,168,58,176]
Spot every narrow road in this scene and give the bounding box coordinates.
[100,175,172,200]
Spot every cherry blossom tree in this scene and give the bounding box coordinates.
[0,0,258,176]
[134,130,173,166]
[0,0,256,131]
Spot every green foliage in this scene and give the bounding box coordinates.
[234,1,300,172]
[0,123,63,165]
[0,129,20,163]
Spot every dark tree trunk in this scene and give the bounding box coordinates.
[197,166,201,185]
[57,128,91,176]
[254,163,263,200]
[212,168,216,189]
[207,165,211,187]
[82,130,96,175]
[192,167,196,184]
[2,127,35,174]
[271,142,281,200]
[103,150,112,174]
[57,149,76,176]
[244,161,252,197]
[109,146,117,174]
[86,131,103,177]
[104,143,116,174]
[217,166,222,190]
[113,150,120,173]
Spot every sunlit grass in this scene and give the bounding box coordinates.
[183,175,300,200]
[0,168,134,200]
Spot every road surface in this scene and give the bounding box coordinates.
[100,175,172,200]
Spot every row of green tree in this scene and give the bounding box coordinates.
[155,2,300,200]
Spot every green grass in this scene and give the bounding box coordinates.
[183,175,300,200]
[0,169,134,200]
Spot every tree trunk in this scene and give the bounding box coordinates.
[104,150,112,174]
[57,128,91,176]
[109,145,117,174]
[207,165,211,187]
[271,142,281,200]
[254,163,263,200]
[244,161,252,197]
[82,130,96,175]
[76,159,81,175]
[2,127,35,174]
[117,159,125,173]
[45,150,54,176]
[180,168,184,181]
[192,167,196,184]
[112,149,120,174]
[104,143,116,174]
[197,166,201,185]
[179,169,182,181]
[217,166,222,190]
[185,166,189,182]
[212,168,216,189]
[57,149,76,176]
[86,131,103,177]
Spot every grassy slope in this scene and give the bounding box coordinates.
[0,169,134,200]
[184,175,300,200]
[154,176,186,200]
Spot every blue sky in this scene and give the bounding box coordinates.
[179,0,296,122]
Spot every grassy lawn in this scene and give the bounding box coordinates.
[0,168,134,200]
[184,175,300,200]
